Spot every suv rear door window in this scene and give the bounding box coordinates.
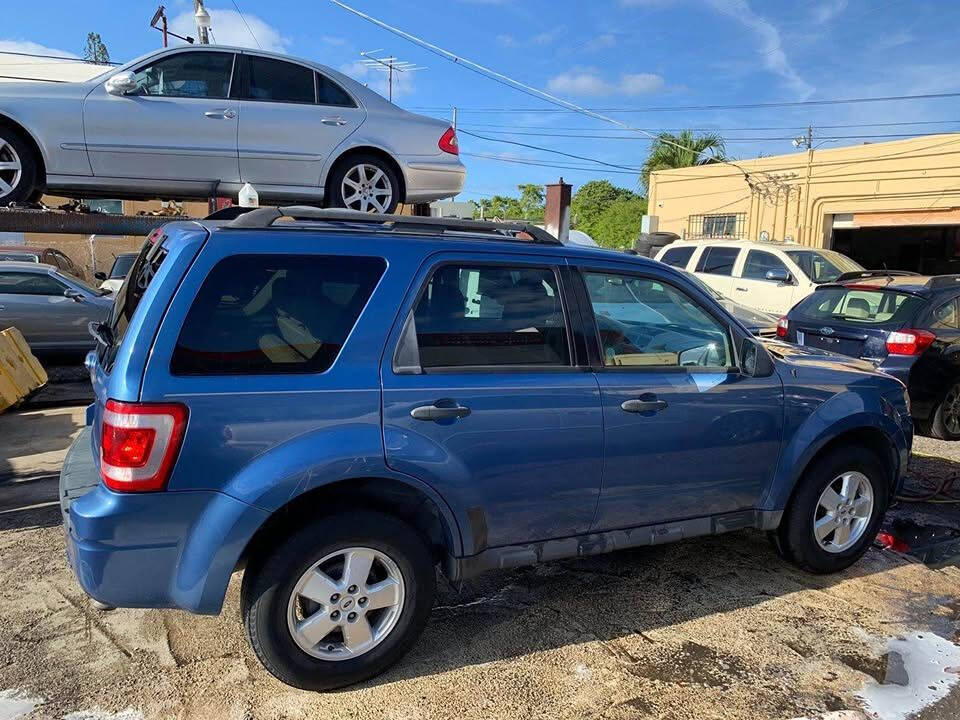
[660,246,695,269]
[695,246,739,276]
[171,254,384,375]
[412,265,570,368]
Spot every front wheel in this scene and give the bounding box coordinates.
[328,155,400,214]
[242,511,435,690]
[774,446,889,573]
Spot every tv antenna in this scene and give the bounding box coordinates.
[359,49,425,101]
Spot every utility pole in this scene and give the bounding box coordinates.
[802,125,814,245]
[359,50,425,102]
[194,0,212,45]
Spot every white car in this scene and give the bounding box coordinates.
[654,240,864,315]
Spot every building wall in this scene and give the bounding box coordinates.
[647,134,960,248]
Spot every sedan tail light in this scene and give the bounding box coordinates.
[100,399,188,492]
[776,316,789,338]
[885,329,935,356]
[438,126,459,155]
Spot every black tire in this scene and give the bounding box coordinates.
[774,446,890,573]
[0,125,39,205]
[242,510,435,690]
[327,154,400,214]
[926,381,960,440]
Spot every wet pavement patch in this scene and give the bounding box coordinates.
[627,640,749,688]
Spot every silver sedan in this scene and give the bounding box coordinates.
[0,46,465,212]
[0,261,113,354]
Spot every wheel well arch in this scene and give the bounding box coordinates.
[238,476,456,574]
[324,146,406,204]
[0,113,47,186]
[794,426,900,498]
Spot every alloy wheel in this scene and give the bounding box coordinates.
[341,163,393,213]
[287,546,405,661]
[0,138,22,200]
[943,384,960,435]
[812,471,874,553]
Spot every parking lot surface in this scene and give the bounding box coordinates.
[1,406,959,720]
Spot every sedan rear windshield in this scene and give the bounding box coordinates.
[794,286,925,325]
[784,249,862,284]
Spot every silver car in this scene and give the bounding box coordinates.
[0,261,113,353]
[0,46,465,212]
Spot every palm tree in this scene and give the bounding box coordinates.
[640,131,726,191]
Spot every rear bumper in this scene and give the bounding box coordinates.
[402,158,466,202]
[60,429,268,615]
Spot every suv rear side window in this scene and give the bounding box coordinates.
[171,254,384,375]
[695,246,739,276]
[412,265,569,368]
[660,246,695,269]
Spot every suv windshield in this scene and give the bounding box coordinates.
[794,286,925,324]
[784,249,862,284]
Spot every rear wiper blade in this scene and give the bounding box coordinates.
[88,321,114,348]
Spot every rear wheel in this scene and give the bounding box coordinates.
[927,381,960,440]
[242,511,435,690]
[328,154,400,214]
[0,126,38,204]
[774,446,889,573]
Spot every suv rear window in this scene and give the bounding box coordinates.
[171,254,385,375]
[794,286,925,325]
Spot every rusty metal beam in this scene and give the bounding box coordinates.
[0,208,199,235]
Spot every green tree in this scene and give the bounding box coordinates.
[640,130,725,191]
[517,183,545,220]
[83,32,110,64]
[591,196,649,250]
[570,180,638,234]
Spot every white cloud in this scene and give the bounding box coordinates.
[547,68,665,96]
[705,0,814,99]
[340,59,415,101]
[497,34,518,48]
[0,39,78,58]
[585,34,617,51]
[320,35,348,47]
[169,7,290,53]
[811,0,848,24]
[497,26,562,48]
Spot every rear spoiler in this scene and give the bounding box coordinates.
[836,269,920,282]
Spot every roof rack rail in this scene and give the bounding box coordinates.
[224,206,562,245]
[836,269,920,282]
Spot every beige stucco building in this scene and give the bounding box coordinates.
[646,134,960,274]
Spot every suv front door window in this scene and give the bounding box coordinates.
[733,249,798,315]
[381,257,603,548]
[580,265,782,531]
[84,50,241,185]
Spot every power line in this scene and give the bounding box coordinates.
[451,119,960,133]
[410,91,960,114]
[230,0,263,49]
[461,151,640,176]
[459,129,960,143]
[458,129,641,171]
[0,49,118,65]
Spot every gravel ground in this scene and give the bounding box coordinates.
[0,408,958,720]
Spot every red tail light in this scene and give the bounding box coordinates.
[776,316,789,338]
[100,399,188,492]
[885,329,935,356]
[438,126,459,155]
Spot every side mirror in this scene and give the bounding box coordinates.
[740,337,775,377]
[105,71,137,96]
[94,271,107,281]
[64,289,84,303]
[765,268,792,284]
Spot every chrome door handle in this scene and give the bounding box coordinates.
[205,108,236,119]
[410,401,471,421]
[321,116,348,126]
[621,398,668,414]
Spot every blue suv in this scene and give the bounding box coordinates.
[60,208,912,690]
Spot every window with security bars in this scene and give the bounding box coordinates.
[687,213,746,239]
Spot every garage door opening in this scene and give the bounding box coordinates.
[832,225,960,275]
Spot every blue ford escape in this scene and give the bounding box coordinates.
[60,208,912,690]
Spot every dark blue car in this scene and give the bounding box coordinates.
[61,208,912,690]
[779,273,960,439]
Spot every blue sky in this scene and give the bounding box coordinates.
[6,0,960,200]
